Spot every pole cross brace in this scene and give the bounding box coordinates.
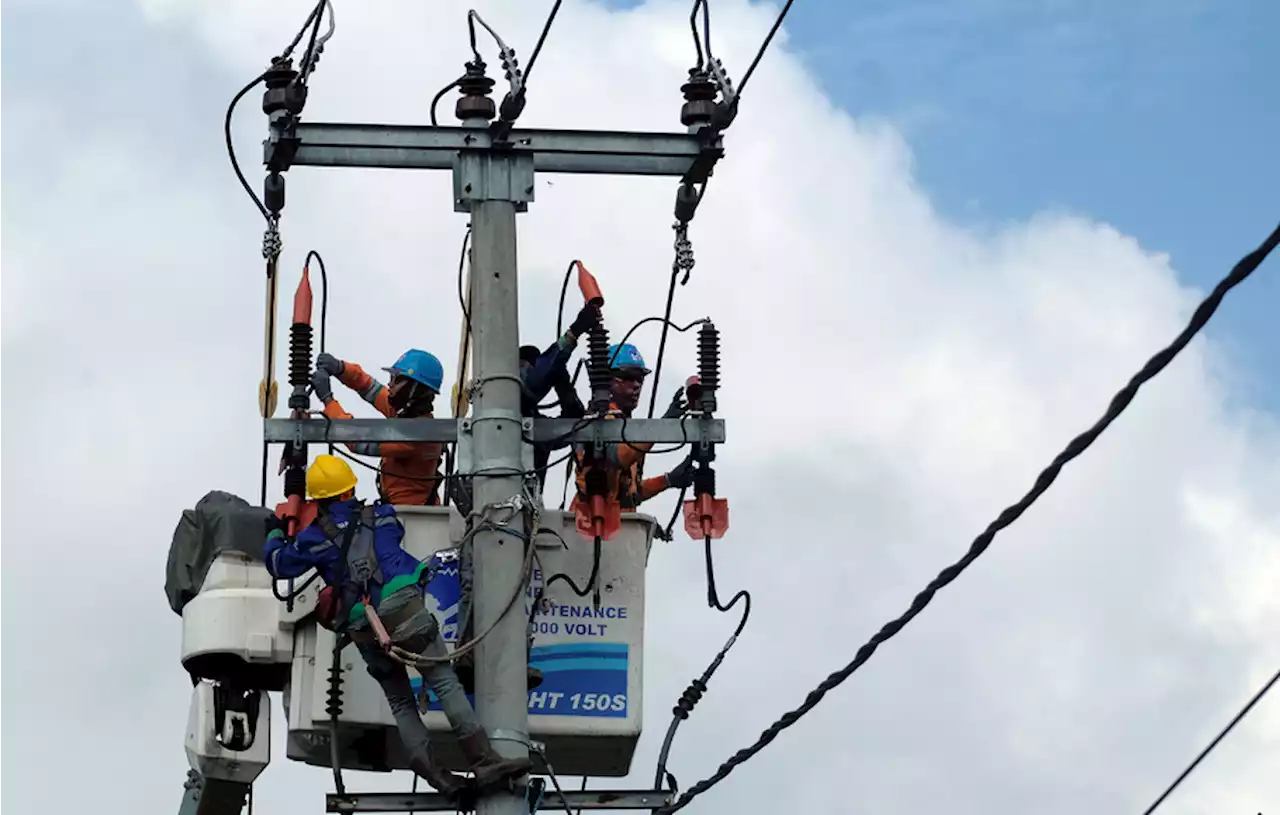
[326,788,674,813]
[263,417,725,445]
[267,123,723,180]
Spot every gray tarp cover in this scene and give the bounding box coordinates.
[165,490,273,615]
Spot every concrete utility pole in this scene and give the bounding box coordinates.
[261,52,728,815]
[468,197,526,815]
[464,181,529,815]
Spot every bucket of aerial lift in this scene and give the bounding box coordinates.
[178,549,310,692]
[283,505,659,778]
[172,491,304,691]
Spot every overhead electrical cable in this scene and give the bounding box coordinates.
[653,534,752,792]
[1140,664,1280,815]
[523,0,564,86]
[655,221,1280,814]
[735,0,795,99]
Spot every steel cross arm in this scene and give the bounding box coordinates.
[263,417,726,445]
[326,789,674,813]
[271,123,723,178]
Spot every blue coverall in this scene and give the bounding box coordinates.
[263,499,482,763]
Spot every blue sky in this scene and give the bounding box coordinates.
[613,0,1280,407]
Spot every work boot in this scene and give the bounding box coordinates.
[408,751,467,798]
[454,650,544,694]
[456,730,534,790]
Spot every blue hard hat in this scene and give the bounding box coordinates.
[606,343,650,373]
[384,349,444,392]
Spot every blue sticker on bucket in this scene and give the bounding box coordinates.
[412,552,630,718]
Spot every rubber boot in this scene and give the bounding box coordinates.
[408,751,468,798]
[454,650,543,694]
[456,730,534,790]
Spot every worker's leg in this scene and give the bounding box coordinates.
[359,644,432,752]
[357,641,464,795]
[398,611,482,738]
[391,594,533,786]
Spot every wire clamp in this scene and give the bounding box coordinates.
[673,223,695,282]
[490,727,543,754]
[262,219,283,261]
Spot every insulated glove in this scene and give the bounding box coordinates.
[264,513,288,538]
[316,352,345,376]
[665,454,697,490]
[661,388,688,420]
[311,369,333,403]
[569,304,602,337]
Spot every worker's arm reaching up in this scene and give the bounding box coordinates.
[312,353,442,462]
[317,353,395,417]
[263,517,338,581]
[522,305,600,407]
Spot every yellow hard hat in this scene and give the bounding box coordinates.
[307,454,358,500]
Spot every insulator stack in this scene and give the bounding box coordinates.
[283,466,306,500]
[696,321,720,414]
[672,677,708,720]
[456,59,497,123]
[288,323,313,386]
[680,69,717,129]
[587,326,613,414]
[287,265,314,411]
[325,657,344,720]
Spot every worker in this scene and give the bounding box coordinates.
[450,304,600,694]
[520,302,599,476]
[571,343,697,513]
[312,349,445,506]
[263,455,532,797]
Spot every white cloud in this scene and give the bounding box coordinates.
[3,1,1277,814]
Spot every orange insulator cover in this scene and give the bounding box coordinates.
[275,497,318,537]
[683,493,729,540]
[576,261,604,307]
[575,493,622,542]
[292,265,314,325]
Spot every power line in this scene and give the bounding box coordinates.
[523,0,564,86]
[1141,664,1280,815]
[736,0,795,98]
[655,221,1280,813]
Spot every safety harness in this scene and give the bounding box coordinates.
[313,502,380,634]
[313,502,435,650]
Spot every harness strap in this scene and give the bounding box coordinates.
[347,598,423,646]
[319,502,386,628]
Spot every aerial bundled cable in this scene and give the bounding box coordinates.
[654,220,1280,813]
